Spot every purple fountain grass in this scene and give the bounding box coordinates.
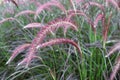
[2,7,15,16]
[24,18,78,34]
[18,19,78,67]
[93,13,104,35]
[81,1,105,36]
[48,17,78,35]
[67,9,97,35]
[105,42,120,57]
[28,18,78,49]
[15,10,35,18]
[36,38,82,56]
[67,10,89,21]
[6,43,30,64]
[23,22,45,29]
[105,42,120,80]
[48,18,77,29]
[67,10,93,25]
[66,9,95,34]
[6,17,80,67]
[93,13,104,29]
[29,0,51,11]
[109,57,120,80]
[75,0,84,3]
[102,12,112,48]
[105,0,119,10]
[106,47,120,80]
[29,0,41,7]
[0,17,15,24]
[82,1,105,12]
[67,9,83,14]
[34,0,66,19]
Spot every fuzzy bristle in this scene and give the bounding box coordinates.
[6,44,30,64]
[34,0,66,19]
[37,38,82,57]
[23,23,44,29]
[0,17,15,24]
[82,1,104,12]
[109,57,120,80]
[105,42,120,57]
[15,10,35,17]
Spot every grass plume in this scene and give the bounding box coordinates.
[15,10,35,18]
[37,38,82,56]
[0,17,15,24]
[6,17,79,67]
[6,44,30,64]
[34,0,66,19]
[23,22,44,29]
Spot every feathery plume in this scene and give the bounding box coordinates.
[36,38,82,56]
[23,23,44,29]
[15,10,35,17]
[14,18,78,67]
[67,10,92,25]
[49,20,78,31]
[105,0,119,10]
[105,42,120,57]
[0,17,15,24]
[34,0,66,19]
[93,13,104,28]
[42,18,78,35]
[6,44,30,64]
[82,1,104,12]
[109,57,120,80]
[66,9,94,34]
[30,18,78,47]
[102,12,112,48]
[67,10,89,21]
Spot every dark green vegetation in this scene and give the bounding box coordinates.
[0,0,120,80]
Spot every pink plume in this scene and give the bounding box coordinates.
[18,18,78,66]
[105,42,120,57]
[15,10,35,17]
[6,44,30,64]
[23,23,44,29]
[109,57,120,80]
[0,17,15,24]
[93,13,104,28]
[106,0,119,9]
[82,1,104,12]
[34,0,66,19]
[37,38,82,57]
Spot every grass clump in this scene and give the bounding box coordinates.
[0,0,120,80]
